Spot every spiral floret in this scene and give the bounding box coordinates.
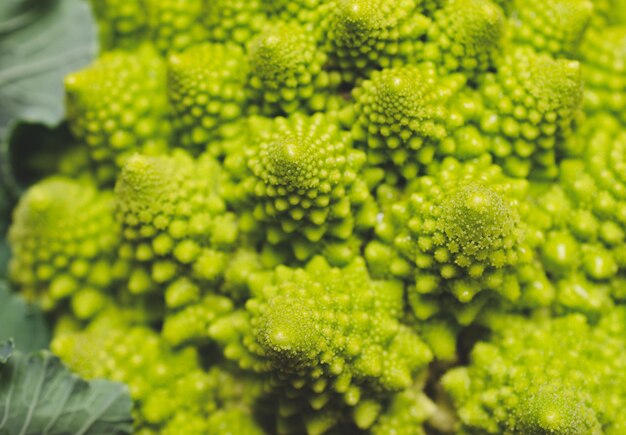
[205,0,267,46]
[442,312,626,433]
[262,0,325,28]
[115,150,239,331]
[322,0,431,82]
[210,257,432,433]
[245,113,376,262]
[351,64,468,179]
[65,45,170,185]
[167,43,249,155]
[9,178,119,318]
[143,0,208,55]
[248,22,342,116]
[89,0,146,50]
[367,156,530,310]
[424,0,505,74]
[508,0,593,57]
[479,47,583,178]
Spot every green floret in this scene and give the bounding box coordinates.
[262,0,325,28]
[15,0,626,433]
[161,294,234,346]
[322,0,431,82]
[167,43,249,155]
[424,0,505,75]
[9,178,120,319]
[350,63,470,179]
[371,388,436,435]
[205,0,267,46]
[209,256,432,434]
[143,0,208,55]
[442,312,626,434]
[247,22,343,116]
[241,113,377,263]
[528,116,626,309]
[366,156,533,317]
[89,0,146,50]
[580,26,626,122]
[508,0,593,57]
[51,317,265,435]
[115,150,240,339]
[478,47,583,178]
[65,45,171,184]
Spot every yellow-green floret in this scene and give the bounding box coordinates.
[248,22,342,116]
[167,43,249,154]
[239,113,377,263]
[322,0,431,82]
[115,150,239,335]
[89,0,146,50]
[351,63,469,179]
[366,156,531,315]
[65,45,171,184]
[204,0,267,46]
[508,0,593,57]
[9,178,120,318]
[424,0,505,75]
[580,26,626,122]
[143,0,208,55]
[443,311,626,434]
[209,256,432,434]
[478,47,583,178]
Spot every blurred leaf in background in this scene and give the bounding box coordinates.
[0,0,98,277]
[0,340,134,434]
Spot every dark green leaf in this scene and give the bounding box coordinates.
[0,281,50,353]
[0,0,98,197]
[0,349,133,434]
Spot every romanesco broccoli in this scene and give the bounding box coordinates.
[5,0,626,434]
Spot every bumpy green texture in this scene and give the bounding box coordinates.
[366,156,532,318]
[262,0,325,27]
[478,48,583,178]
[248,22,342,116]
[322,0,431,82]
[528,116,626,311]
[581,26,626,122]
[65,45,170,184]
[14,1,626,435]
[351,63,470,179]
[167,43,248,154]
[205,0,267,46]
[443,312,626,434]
[51,317,264,435]
[143,0,208,55]
[90,0,146,50]
[508,0,593,56]
[114,150,247,345]
[209,257,432,433]
[241,113,377,263]
[8,178,119,319]
[424,0,504,74]
[370,388,436,435]
[115,150,239,338]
